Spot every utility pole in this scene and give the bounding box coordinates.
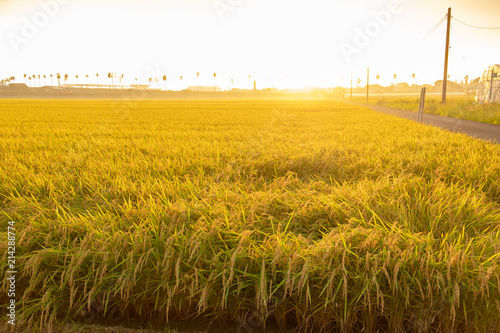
[442,7,451,104]
[350,72,353,100]
[489,68,496,103]
[366,67,370,102]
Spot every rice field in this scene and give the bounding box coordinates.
[1,99,500,332]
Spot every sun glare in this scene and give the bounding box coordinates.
[1,0,500,89]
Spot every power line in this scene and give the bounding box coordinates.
[452,16,500,30]
[422,14,447,40]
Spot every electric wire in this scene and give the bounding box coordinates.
[422,15,447,40]
[452,16,500,30]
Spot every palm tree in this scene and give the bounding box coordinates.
[75,75,79,85]
[213,73,217,92]
[23,74,27,84]
[50,74,53,86]
[107,73,113,88]
[57,73,61,86]
[43,75,46,86]
[32,75,36,87]
[394,74,397,80]
[163,75,167,90]
[64,74,68,86]
[96,73,99,85]
[37,75,41,87]
[28,76,32,87]
[85,75,89,86]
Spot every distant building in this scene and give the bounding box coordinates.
[8,83,29,90]
[41,86,65,92]
[41,86,73,94]
[62,84,128,89]
[186,86,222,92]
[476,64,500,103]
[130,84,149,90]
[367,84,384,93]
[433,80,464,93]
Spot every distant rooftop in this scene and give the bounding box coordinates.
[186,86,222,92]
[8,83,29,89]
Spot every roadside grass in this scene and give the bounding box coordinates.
[353,95,500,125]
[0,99,499,332]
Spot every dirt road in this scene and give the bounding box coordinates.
[351,102,500,144]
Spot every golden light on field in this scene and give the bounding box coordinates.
[1,0,500,89]
[2,99,500,331]
[3,1,500,331]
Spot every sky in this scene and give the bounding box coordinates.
[1,0,500,90]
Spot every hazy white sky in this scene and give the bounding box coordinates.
[1,0,500,89]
